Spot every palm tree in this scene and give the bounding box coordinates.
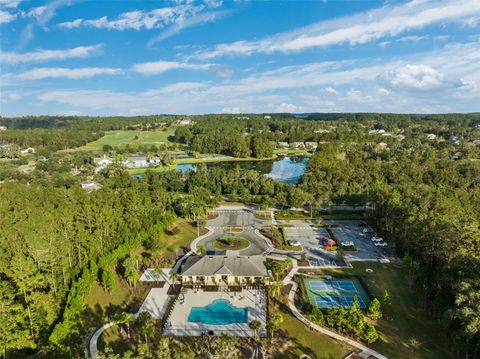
[169,270,179,284]
[249,320,261,337]
[112,312,134,339]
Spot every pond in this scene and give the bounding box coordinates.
[176,156,309,184]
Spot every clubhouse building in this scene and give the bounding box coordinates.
[179,255,268,286]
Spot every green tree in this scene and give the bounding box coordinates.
[363,323,379,344]
[249,320,262,337]
[101,269,116,293]
[368,298,383,320]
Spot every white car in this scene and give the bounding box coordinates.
[371,236,383,242]
[374,241,388,247]
[288,240,302,247]
[341,241,354,247]
[362,228,369,233]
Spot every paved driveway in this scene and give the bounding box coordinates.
[197,208,271,256]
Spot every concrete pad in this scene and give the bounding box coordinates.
[137,287,172,319]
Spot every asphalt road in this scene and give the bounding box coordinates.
[197,208,271,256]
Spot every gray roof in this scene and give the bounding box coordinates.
[180,255,268,277]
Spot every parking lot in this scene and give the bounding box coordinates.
[278,219,387,265]
[324,220,387,261]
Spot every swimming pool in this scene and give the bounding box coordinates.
[187,299,248,325]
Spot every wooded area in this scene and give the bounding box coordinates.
[0,113,479,358]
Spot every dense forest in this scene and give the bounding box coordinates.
[0,113,479,358]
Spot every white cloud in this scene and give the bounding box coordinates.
[131,60,212,75]
[58,1,223,33]
[18,67,122,80]
[27,42,480,115]
[383,64,445,90]
[147,10,230,46]
[0,9,16,23]
[193,0,480,59]
[0,0,21,8]
[324,86,338,94]
[58,18,83,29]
[396,35,430,42]
[0,45,102,64]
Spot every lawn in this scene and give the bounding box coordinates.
[84,219,204,329]
[274,297,353,359]
[77,129,175,151]
[311,262,454,359]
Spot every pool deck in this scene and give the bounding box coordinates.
[164,287,267,337]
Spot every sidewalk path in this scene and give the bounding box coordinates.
[282,260,388,359]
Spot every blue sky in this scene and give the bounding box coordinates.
[1,0,479,116]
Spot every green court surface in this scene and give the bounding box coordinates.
[304,277,371,309]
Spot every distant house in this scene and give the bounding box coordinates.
[179,255,268,286]
[263,115,272,119]
[305,141,318,149]
[0,126,7,131]
[177,118,193,126]
[426,133,437,140]
[93,156,113,172]
[377,142,388,150]
[450,135,461,145]
[368,129,386,135]
[292,142,305,149]
[124,156,161,168]
[276,141,289,149]
[81,181,102,192]
[20,147,35,153]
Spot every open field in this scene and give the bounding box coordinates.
[303,262,454,359]
[76,129,175,151]
[275,299,352,359]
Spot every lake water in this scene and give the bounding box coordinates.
[176,156,309,184]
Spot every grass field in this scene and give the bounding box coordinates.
[306,262,454,359]
[274,294,353,359]
[77,129,175,151]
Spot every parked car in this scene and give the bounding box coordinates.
[362,228,369,233]
[288,240,302,246]
[341,241,354,247]
[371,237,383,242]
[358,222,368,227]
[374,241,388,247]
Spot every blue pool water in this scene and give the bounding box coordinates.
[188,299,248,325]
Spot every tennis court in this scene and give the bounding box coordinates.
[314,294,367,308]
[304,278,370,309]
[309,280,357,292]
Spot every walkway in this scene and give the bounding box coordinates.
[282,262,388,359]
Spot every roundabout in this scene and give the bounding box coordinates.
[212,237,250,251]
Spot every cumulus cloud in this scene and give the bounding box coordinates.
[1,45,102,64]
[324,86,338,94]
[383,64,445,90]
[192,0,480,59]
[0,9,15,23]
[18,67,122,80]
